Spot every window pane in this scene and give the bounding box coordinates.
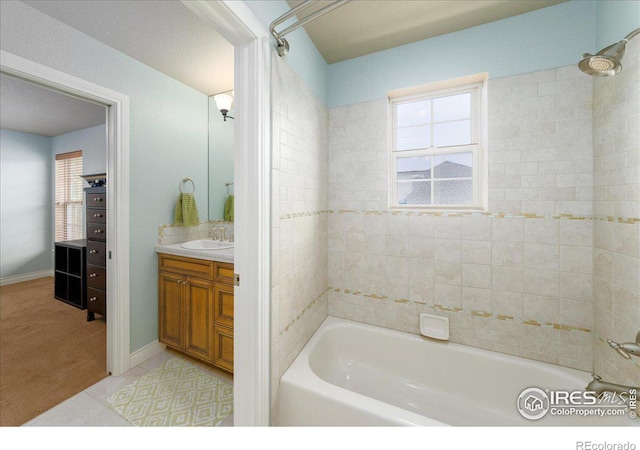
[433,120,471,147]
[434,180,473,205]
[396,100,431,127]
[397,156,430,180]
[396,125,431,151]
[433,93,471,122]
[54,153,83,241]
[398,181,431,205]
[433,152,473,178]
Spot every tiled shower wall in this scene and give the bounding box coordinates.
[328,65,596,371]
[592,37,640,386]
[270,52,329,421]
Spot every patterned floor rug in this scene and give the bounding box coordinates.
[106,358,233,426]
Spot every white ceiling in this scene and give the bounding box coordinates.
[22,0,235,96]
[0,74,106,137]
[286,0,568,63]
[2,0,234,137]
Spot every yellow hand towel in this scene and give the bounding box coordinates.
[174,193,200,227]
[224,195,234,222]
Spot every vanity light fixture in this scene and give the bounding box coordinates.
[214,91,234,121]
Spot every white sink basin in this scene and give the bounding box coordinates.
[180,240,234,250]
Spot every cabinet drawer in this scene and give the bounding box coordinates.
[159,254,214,280]
[86,192,107,208]
[214,262,234,284]
[87,265,106,291]
[87,287,106,316]
[87,208,106,224]
[87,241,106,266]
[213,325,234,373]
[88,223,106,241]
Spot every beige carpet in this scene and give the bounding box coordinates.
[106,358,233,426]
[0,277,107,426]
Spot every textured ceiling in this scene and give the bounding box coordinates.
[285,0,568,63]
[0,74,106,137]
[3,0,233,136]
[22,0,234,96]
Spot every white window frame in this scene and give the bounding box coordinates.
[389,74,488,211]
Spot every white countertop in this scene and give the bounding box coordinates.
[155,243,234,263]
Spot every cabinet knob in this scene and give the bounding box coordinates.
[93,213,103,218]
[176,279,181,284]
[89,249,98,254]
[94,229,104,234]
[93,197,103,202]
[90,273,97,278]
[90,297,97,302]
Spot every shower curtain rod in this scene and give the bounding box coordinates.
[269,0,352,57]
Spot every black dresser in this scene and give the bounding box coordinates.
[85,186,107,321]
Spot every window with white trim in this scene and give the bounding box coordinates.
[390,78,486,210]
[55,151,84,241]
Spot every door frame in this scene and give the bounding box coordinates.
[180,1,271,426]
[0,50,131,377]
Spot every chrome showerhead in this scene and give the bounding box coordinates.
[579,42,625,77]
[579,28,640,77]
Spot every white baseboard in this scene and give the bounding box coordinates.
[128,340,166,368]
[0,270,54,286]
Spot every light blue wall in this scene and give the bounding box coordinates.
[52,124,106,177]
[244,0,329,105]
[327,0,596,108]
[208,99,234,221]
[0,129,53,278]
[0,1,209,352]
[595,0,640,50]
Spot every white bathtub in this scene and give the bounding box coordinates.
[279,317,633,426]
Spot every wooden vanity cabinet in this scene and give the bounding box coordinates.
[158,253,234,373]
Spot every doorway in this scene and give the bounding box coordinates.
[0,74,110,425]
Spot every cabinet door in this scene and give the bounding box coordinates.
[213,283,234,329]
[159,271,184,349]
[213,325,234,373]
[184,277,214,361]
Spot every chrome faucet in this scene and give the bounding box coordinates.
[219,226,226,242]
[586,373,639,399]
[210,227,219,240]
[607,331,640,359]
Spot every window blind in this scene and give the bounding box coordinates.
[55,151,83,241]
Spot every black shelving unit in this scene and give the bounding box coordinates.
[54,239,87,309]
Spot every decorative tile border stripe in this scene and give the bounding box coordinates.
[280,210,328,220]
[279,288,330,336]
[329,286,591,334]
[327,210,640,223]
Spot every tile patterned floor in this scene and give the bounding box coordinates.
[22,348,234,427]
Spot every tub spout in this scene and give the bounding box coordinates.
[586,373,638,398]
[607,331,640,359]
